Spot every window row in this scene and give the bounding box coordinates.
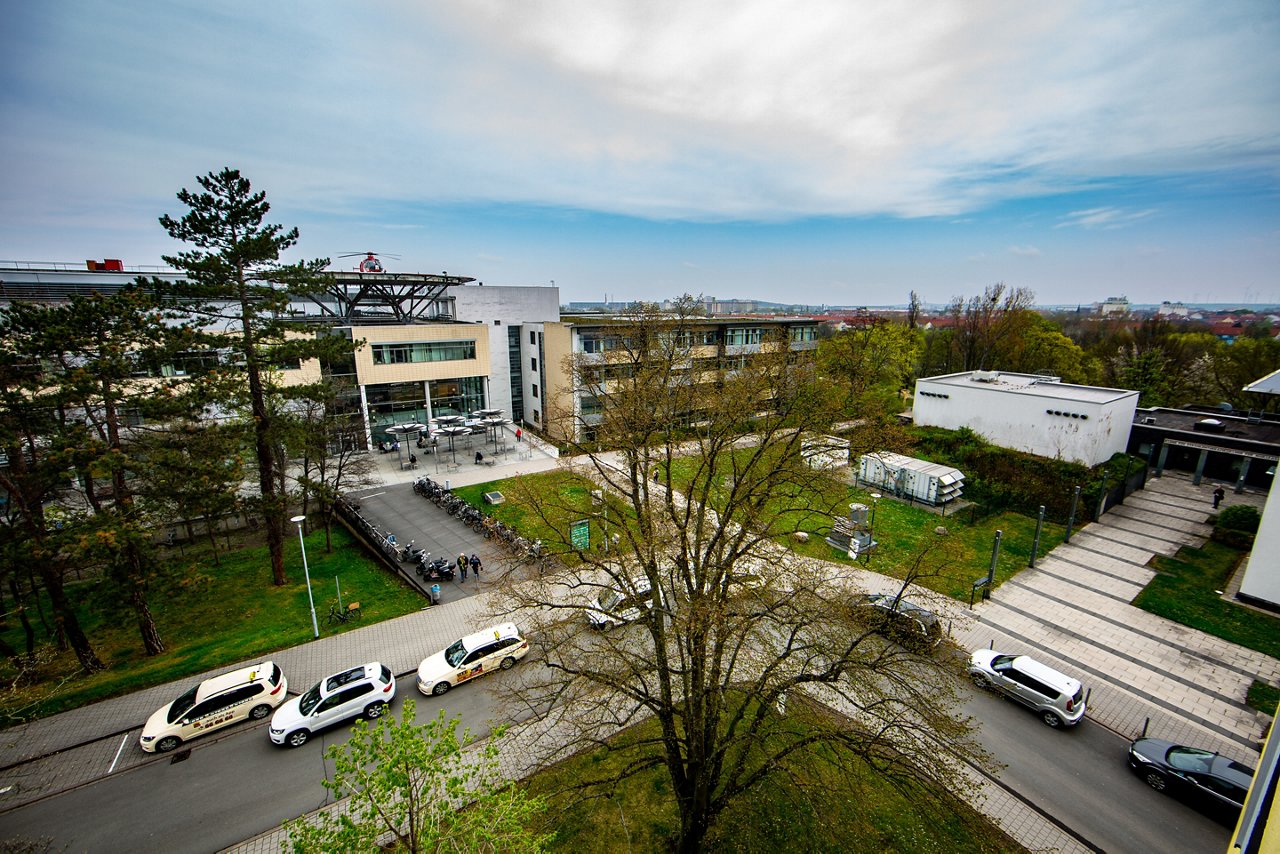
[371,340,477,365]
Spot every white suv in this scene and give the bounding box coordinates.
[585,576,662,630]
[140,661,287,753]
[269,662,396,748]
[968,649,1086,728]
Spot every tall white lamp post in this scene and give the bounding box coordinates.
[291,515,319,639]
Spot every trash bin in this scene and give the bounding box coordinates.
[430,584,441,605]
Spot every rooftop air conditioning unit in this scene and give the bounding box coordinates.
[971,370,1000,383]
[1194,418,1226,434]
[1142,416,1156,425]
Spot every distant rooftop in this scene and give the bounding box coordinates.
[919,371,1138,404]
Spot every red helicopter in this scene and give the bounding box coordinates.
[338,251,400,273]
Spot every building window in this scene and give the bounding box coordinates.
[371,340,476,365]
[789,325,817,342]
[725,327,763,346]
[494,320,501,325]
[532,384,539,399]
[531,357,537,372]
[533,410,540,423]
[530,330,537,345]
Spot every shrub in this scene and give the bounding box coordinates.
[1217,505,1261,534]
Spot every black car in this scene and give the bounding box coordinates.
[1127,738,1254,812]
[854,593,943,650]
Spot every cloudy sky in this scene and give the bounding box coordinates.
[2,1,1278,306]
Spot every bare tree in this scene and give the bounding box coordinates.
[493,300,988,851]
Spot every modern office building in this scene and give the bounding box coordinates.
[524,314,821,443]
[0,258,559,448]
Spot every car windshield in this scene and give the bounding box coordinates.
[298,684,323,716]
[445,639,468,668]
[596,591,622,611]
[167,685,200,724]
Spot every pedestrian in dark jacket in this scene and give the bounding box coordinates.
[1213,486,1226,509]
[470,553,481,576]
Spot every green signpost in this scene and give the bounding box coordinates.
[570,519,590,551]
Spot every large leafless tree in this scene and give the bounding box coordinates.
[495,299,988,851]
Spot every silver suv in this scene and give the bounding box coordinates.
[968,649,1086,728]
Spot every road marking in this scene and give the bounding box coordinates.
[363,492,387,499]
[107,733,129,774]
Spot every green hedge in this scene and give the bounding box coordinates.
[907,427,1138,523]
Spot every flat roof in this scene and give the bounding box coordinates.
[1134,408,1280,445]
[919,371,1137,404]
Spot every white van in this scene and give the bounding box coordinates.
[141,661,287,753]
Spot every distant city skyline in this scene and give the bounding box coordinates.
[1,3,1277,307]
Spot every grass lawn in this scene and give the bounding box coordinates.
[522,702,1020,853]
[0,525,425,726]
[665,451,1063,602]
[454,471,614,565]
[1133,540,1280,664]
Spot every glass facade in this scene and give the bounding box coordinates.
[725,327,763,346]
[428,376,486,417]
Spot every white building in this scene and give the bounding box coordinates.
[912,371,1139,467]
[1236,368,1280,609]
[1096,295,1130,317]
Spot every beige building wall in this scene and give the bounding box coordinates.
[539,322,575,440]
[352,324,490,386]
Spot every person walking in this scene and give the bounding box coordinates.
[1213,485,1226,509]
[516,427,522,442]
[475,450,484,465]
[469,553,481,578]
[457,552,468,582]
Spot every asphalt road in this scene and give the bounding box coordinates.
[0,676,504,853]
[5,677,1238,853]
[962,686,1233,853]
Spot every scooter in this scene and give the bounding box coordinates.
[400,540,427,563]
[416,554,455,581]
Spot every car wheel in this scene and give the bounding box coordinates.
[431,681,451,696]
[970,672,990,690]
[1144,770,1168,792]
[500,656,516,671]
[249,704,272,721]
[1041,711,1064,728]
[155,736,181,754]
[286,730,310,748]
[365,702,386,719]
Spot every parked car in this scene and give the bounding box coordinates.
[585,576,662,630]
[416,623,529,696]
[140,661,287,753]
[967,649,1085,728]
[854,593,943,650]
[269,662,396,748]
[1127,738,1254,812]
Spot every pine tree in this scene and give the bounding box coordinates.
[156,168,340,586]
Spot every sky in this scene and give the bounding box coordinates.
[1,1,1278,308]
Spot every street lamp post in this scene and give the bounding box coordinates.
[866,493,881,564]
[291,515,319,639]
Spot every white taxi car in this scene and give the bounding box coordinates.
[416,623,528,696]
[140,661,287,753]
[269,662,396,748]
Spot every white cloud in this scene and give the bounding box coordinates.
[1,0,1277,228]
[1008,245,1042,257]
[1056,207,1158,229]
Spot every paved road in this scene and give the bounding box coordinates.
[963,686,1231,853]
[0,674,506,853]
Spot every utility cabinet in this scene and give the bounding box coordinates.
[858,453,964,507]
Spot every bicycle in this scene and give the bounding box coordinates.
[327,601,362,625]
